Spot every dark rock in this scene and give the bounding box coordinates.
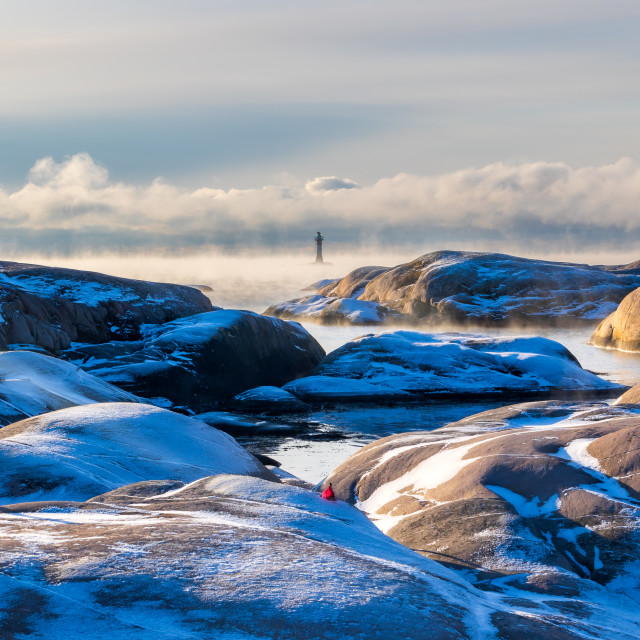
[66,310,325,411]
[196,411,308,437]
[231,385,311,413]
[0,260,212,352]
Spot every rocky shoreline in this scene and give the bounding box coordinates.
[2,256,640,639]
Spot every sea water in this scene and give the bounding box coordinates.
[29,252,640,483]
[209,261,640,483]
[257,323,640,483]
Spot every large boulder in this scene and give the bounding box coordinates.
[590,286,640,351]
[614,383,640,405]
[0,350,140,426]
[324,401,640,597]
[66,310,326,410]
[266,265,396,324]
[0,403,274,504]
[267,251,640,326]
[1,474,638,639]
[0,260,212,352]
[283,331,623,402]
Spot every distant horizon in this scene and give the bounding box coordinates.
[2,2,639,263]
[2,152,640,261]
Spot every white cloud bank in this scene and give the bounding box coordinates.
[1,153,640,256]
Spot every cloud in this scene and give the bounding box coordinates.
[305,176,361,194]
[2,153,640,257]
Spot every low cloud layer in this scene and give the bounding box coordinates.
[2,153,640,259]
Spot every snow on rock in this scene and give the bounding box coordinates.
[266,293,394,325]
[65,310,326,411]
[591,285,640,351]
[3,474,638,639]
[231,385,310,413]
[283,331,623,402]
[268,251,640,326]
[265,265,396,325]
[324,400,640,610]
[0,403,273,504]
[0,260,212,352]
[0,350,140,426]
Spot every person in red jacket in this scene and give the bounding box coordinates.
[321,483,337,501]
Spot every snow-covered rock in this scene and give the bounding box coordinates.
[2,473,638,639]
[0,260,212,352]
[65,310,325,411]
[283,331,623,402]
[0,350,140,426]
[268,251,640,326]
[266,265,395,324]
[324,401,640,608]
[266,293,394,325]
[0,403,273,504]
[231,385,310,413]
[591,285,640,351]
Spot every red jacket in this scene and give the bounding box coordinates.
[322,485,336,501]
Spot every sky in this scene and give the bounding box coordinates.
[1,0,640,260]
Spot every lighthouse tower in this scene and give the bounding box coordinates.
[315,232,324,263]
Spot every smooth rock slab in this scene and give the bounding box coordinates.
[1,474,637,639]
[614,383,640,405]
[591,285,640,351]
[0,402,272,504]
[0,350,140,426]
[283,331,623,402]
[324,401,640,601]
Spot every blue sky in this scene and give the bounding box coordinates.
[1,1,639,255]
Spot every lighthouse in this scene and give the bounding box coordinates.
[315,232,324,263]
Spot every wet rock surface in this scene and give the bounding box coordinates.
[231,385,311,413]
